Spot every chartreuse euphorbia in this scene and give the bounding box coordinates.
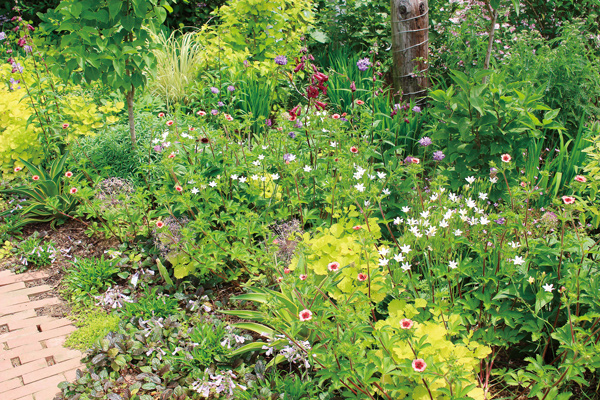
[374,298,492,400]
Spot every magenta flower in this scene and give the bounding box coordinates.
[357,58,371,71]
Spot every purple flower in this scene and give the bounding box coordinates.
[357,58,371,72]
[432,151,445,161]
[211,109,218,115]
[0,32,6,41]
[418,137,432,147]
[412,105,422,113]
[294,121,303,128]
[153,145,163,153]
[274,55,288,66]
[266,119,272,127]
[210,87,219,94]
[23,45,32,53]
[217,101,224,107]
[495,217,506,225]
[283,153,295,162]
[288,132,296,139]
[227,85,235,92]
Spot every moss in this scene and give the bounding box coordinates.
[65,310,121,351]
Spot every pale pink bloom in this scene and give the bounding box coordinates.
[327,262,340,272]
[299,309,313,321]
[69,187,77,194]
[175,185,183,192]
[332,114,340,119]
[562,196,575,204]
[299,274,307,281]
[357,273,367,281]
[350,146,358,154]
[197,110,206,116]
[62,123,69,129]
[353,225,362,230]
[14,167,22,172]
[158,112,165,117]
[284,268,291,274]
[400,318,414,329]
[156,221,165,228]
[501,154,512,162]
[574,175,586,183]
[65,171,73,177]
[412,358,427,372]
[166,120,174,126]
[32,175,40,181]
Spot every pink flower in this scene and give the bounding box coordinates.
[62,123,69,129]
[357,273,367,281]
[299,274,307,280]
[574,175,586,183]
[327,262,340,272]
[356,100,365,105]
[197,110,206,116]
[189,127,196,131]
[501,154,512,163]
[158,112,165,118]
[284,268,291,274]
[224,114,233,121]
[166,120,174,126]
[412,359,427,372]
[276,276,283,283]
[14,167,22,172]
[69,187,78,194]
[350,146,358,154]
[32,175,40,181]
[353,225,361,230]
[175,185,183,192]
[562,196,575,204]
[168,152,176,159]
[411,157,420,164]
[65,171,73,178]
[299,309,313,321]
[332,114,340,119]
[156,221,165,228]
[400,318,414,329]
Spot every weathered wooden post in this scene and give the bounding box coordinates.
[391,0,430,103]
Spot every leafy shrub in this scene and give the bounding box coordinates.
[121,287,180,320]
[65,310,121,351]
[14,232,58,269]
[62,256,120,301]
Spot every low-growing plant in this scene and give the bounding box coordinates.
[14,232,58,270]
[65,310,121,351]
[62,256,120,301]
[121,287,180,320]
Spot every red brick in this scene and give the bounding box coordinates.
[22,358,82,385]
[2,297,61,316]
[6,325,76,350]
[2,374,65,400]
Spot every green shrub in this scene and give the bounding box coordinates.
[121,287,180,320]
[65,311,121,351]
[62,256,120,301]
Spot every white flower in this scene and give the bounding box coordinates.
[439,220,449,228]
[508,241,520,249]
[303,165,312,172]
[364,200,370,207]
[542,283,555,292]
[238,176,247,183]
[251,175,259,181]
[444,210,454,220]
[449,193,459,202]
[258,154,265,160]
[401,244,411,254]
[231,174,238,180]
[355,183,365,192]
[252,160,261,166]
[262,145,269,150]
[409,226,420,236]
[152,138,160,144]
[466,176,476,184]
[449,260,458,269]
[330,141,337,148]
[393,217,403,225]
[466,198,476,208]
[367,174,375,181]
[353,172,363,180]
[490,177,498,183]
[209,181,217,187]
[407,218,418,226]
[378,247,390,256]
[513,256,525,266]
[260,176,266,182]
[379,258,389,266]
[430,193,439,201]
[382,188,391,195]
[454,229,462,236]
[402,206,410,213]
[478,192,488,200]
[393,253,405,263]
[480,216,490,225]
[271,173,280,180]
[377,171,386,179]
[286,154,296,162]
[420,210,430,219]
[191,187,199,194]
[188,179,195,184]
[426,226,437,237]
[401,262,411,271]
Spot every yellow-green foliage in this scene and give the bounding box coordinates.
[291,208,388,301]
[0,241,13,260]
[0,61,122,176]
[65,310,120,351]
[374,299,492,400]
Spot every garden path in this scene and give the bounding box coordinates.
[0,269,83,400]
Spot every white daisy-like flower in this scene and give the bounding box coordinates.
[478,192,488,200]
[401,244,411,254]
[252,160,261,166]
[209,181,217,187]
[393,217,403,225]
[393,253,405,263]
[238,176,247,183]
[377,171,386,179]
[466,199,476,208]
[364,200,370,207]
[430,193,439,201]
[355,183,365,192]
[378,247,390,256]
[449,193,459,202]
[444,210,454,220]
[402,206,410,213]
[303,165,312,172]
[480,216,490,225]
[542,283,554,292]
[330,141,337,148]
[439,220,449,228]
[513,256,526,266]
[401,262,411,271]
[231,174,238,180]
[251,175,259,181]
[407,218,418,226]
[262,145,269,150]
[260,176,266,182]
[382,188,391,195]
[420,210,430,219]
[258,154,265,160]
[454,229,462,236]
[272,173,280,180]
[449,260,458,269]
[426,226,437,237]
[466,176,476,184]
[191,187,199,194]
[379,258,389,266]
[490,177,498,183]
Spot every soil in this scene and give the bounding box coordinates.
[0,219,119,318]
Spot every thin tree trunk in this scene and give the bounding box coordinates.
[391,0,429,103]
[483,5,499,72]
[127,84,136,149]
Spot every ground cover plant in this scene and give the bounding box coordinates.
[1,0,600,399]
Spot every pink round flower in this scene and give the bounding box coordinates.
[276,276,283,283]
[332,114,340,119]
[65,171,73,178]
[14,167,22,172]
[574,175,586,183]
[197,110,206,116]
[175,185,183,192]
[156,221,165,228]
[189,127,196,131]
[350,146,358,154]
[356,100,365,105]
[158,112,165,118]
[357,273,367,281]
[353,225,362,230]
[400,318,414,329]
[62,123,69,129]
[284,268,291,274]
[168,152,176,159]
[69,187,78,194]
[411,157,420,164]
[32,175,40,181]
[412,358,427,372]
[327,262,340,272]
[299,274,307,281]
[166,120,174,126]
[299,309,313,321]
[562,196,575,204]
[520,182,526,187]
[224,114,233,121]
[501,154,512,163]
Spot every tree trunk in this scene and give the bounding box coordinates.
[391,0,429,103]
[127,84,136,149]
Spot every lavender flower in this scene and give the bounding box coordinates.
[294,121,303,128]
[283,153,296,162]
[274,55,288,65]
[266,118,272,127]
[357,58,371,72]
[418,136,432,147]
[217,101,224,107]
[210,87,219,94]
[495,217,506,225]
[0,32,5,40]
[288,132,296,139]
[227,85,235,92]
[432,151,445,161]
[412,105,422,113]
[211,109,218,115]
[153,144,163,153]
[23,45,32,53]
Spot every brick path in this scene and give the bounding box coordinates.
[0,269,84,400]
